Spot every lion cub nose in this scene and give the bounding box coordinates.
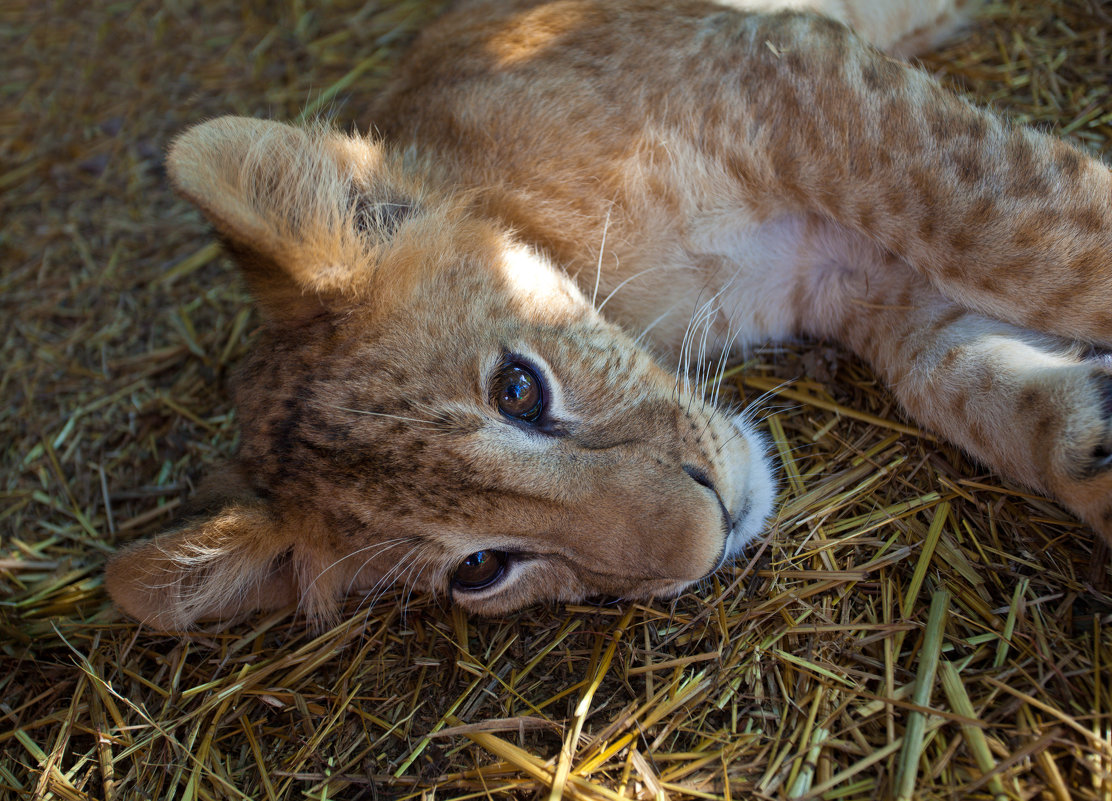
[682,464,732,534]
[682,464,715,491]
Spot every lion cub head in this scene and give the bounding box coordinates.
[105,117,774,630]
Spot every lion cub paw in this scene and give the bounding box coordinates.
[1047,367,1112,544]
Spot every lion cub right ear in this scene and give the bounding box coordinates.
[167,116,427,323]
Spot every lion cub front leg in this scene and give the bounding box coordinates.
[814,252,1112,542]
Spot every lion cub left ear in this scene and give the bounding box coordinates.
[105,494,349,630]
[105,502,296,630]
[166,116,427,323]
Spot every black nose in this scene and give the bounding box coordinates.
[683,465,715,490]
[683,464,732,534]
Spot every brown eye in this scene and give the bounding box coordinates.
[453,550,508,591]
[493,362,544,423]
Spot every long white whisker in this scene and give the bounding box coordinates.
[596,264,664,314]
[328,405,448,430]
[691,325,739,441]
[300,539,410,613]
[707,326,748,408]
[695,304,716,402]
[397,542,446,620]
[683,291,723,414]
[739,378,799,425]
[675,284,710,398]
[358,542,426,612]
[709,331,735,407]
[676,289,709,402]
[591,205,612,310]
[687,265,741,409]
[353,543,426,629]
[400,552,431,617]
[753,404,802,427]
[634,307,678,348]
[327,538,417,596]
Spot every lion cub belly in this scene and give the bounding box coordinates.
[617,210,881,363]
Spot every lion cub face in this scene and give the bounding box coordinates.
[105,118,773,629]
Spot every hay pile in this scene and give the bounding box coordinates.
[3,0,1111,798]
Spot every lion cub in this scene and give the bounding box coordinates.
[108,0,1112,629]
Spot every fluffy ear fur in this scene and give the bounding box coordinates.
[166,116,425,322]
[105,495,345,630]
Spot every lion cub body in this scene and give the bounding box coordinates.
[108,0,1112,629]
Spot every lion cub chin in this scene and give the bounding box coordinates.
[104,116,774,630]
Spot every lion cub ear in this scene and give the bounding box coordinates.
[167,116,422,323]
[104,501,301,630]
[105,479,348,631]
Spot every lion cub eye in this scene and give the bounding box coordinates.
[492,361,544,423]
[453,550,508,591]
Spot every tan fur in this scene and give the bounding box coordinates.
[107,0,1112,630]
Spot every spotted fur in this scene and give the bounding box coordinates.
[107,0,1112,630]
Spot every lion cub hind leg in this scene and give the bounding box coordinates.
[817,253,1112,544]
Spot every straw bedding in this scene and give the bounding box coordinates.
[3,0,1111,798]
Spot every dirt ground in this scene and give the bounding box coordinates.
[3,1,1112,799]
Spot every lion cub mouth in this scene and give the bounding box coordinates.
[716,413,776,570]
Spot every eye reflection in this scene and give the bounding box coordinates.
[452,550,508,590]
[492,362,544,423]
